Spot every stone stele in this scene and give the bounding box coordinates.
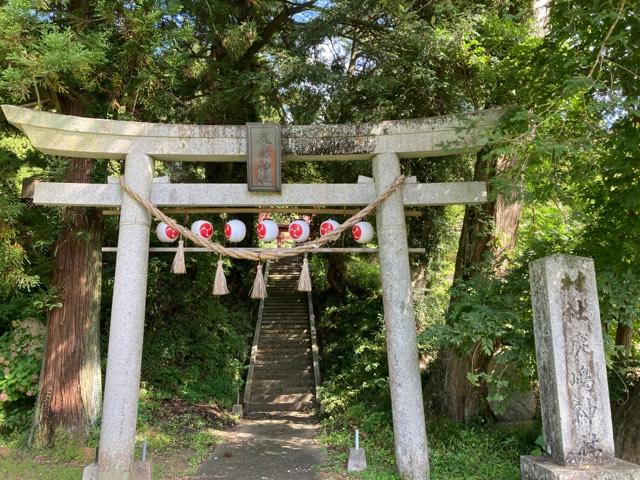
[522,254,640,480]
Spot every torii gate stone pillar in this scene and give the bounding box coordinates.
[2,104,503,480]
[99,154,154,478]
[374,153,429,478]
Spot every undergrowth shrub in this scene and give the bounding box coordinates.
[127,254,252,407]
[0,318,45,432]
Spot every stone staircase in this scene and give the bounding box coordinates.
[244,256,318,415]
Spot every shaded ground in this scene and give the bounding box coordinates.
[192,412,327,480]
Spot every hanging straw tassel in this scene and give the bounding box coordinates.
[297,255,312,292]
[249,263,267,299]
[213,259,230,296]
[171,239,186,274]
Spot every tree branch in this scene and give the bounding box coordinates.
[241,1,318,63]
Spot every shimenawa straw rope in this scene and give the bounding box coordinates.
[118,175,405,262]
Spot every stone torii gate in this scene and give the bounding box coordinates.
[2,105,502,480]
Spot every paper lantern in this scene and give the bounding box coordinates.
[319,219,340,237]
[352,221,374,244]
[289,220,310,243]
[190,220,214,240]
[257,219,279,242]
[156,222,179,243]
[224,219,246,243]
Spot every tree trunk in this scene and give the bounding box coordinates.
[427,152,522,422]
[31,99,103,447]
[615,323,634,353]
[327,253,347,297]
[614,384,640,463]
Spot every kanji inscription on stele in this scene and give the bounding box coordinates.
[247,123,281,192]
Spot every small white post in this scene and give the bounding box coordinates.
[373,152,430,480]
[348,427,367,472]
[97,153,154,479]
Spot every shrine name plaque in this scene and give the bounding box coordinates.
[247,123,281,192]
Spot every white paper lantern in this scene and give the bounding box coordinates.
[352,221,374,244]
[156,222,179,243]
[319,219,340,237]
[224,219,246,243]
[256,219,279,242]
[191,220,214,240]
[289,220,310,243]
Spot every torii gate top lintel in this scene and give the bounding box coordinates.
[1,104,503,161]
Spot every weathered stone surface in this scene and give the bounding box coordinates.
[97,154,154,480]
[521,456,640,480]
[374,153,429,480]
[348,448,368,472]
[32,180,487,208]
[2,104,503,161]
[131,460,152,480]
[529,255,614,467]
[82,463,98,480]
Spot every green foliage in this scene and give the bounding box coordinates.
[133,254,252,407]
[320,409,537,480]
[0,455,81,480]
[135,388,227,475]
[0,319,45,432]
[315,256,392,416]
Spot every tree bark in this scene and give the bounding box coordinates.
[615,323,634,353]
[327,253,347,297]
[427,151,522,422]
[614,384,640,464]
[31,99,103,447]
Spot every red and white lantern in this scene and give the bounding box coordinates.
[289,220,310,243]
[352,221,374,244]
[156,222,179,243]
[190,220,214,240]
[224,219,246,243]
[256,219,279,242]
[319,219,340,237]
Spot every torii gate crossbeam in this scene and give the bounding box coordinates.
[2,105,502,480]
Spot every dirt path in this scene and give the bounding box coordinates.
[192,412,328,479]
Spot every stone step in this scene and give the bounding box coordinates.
[250,385,313,395]
[257,349,311,357]
[263,302,306,306]
[261,317,309,321]
[264,306,307,310]
[256,356,312,364]
[259,330,310,336]
[254,360,311,368]
[264,308,307,311]
[262,306,307,310]
[259,339,310,345]
[260,317,309,321]
[253,369,313,380]
[261,322,309,327]
[258,339,310,346]
[259,331,310,337]
[258,341,311,349]
[260,326,309,331]
[261,320,308,324]
[246,401,315,413]
[249,393,314,404]
[251,378,315,388]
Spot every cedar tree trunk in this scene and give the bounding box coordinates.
[31,99,103,446]
[427,152,522,422]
